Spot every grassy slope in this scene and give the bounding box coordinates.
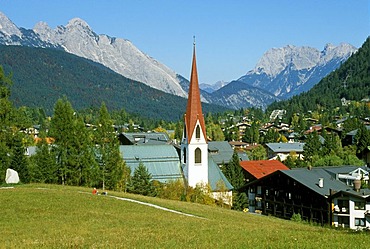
[1,184,369,248]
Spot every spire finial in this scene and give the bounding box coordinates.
[193,36,196,46]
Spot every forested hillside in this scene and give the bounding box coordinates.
[267,37,370,116]
[0,45,228,121]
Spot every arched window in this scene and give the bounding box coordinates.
[196,125,201,139]
[183,148,187,164]
[195,148,201,163]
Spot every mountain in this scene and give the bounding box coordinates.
[0,12,359,110]
[0,12,188,98]
[237,43,357,99]
[0,45,228,121]
[267,37,370,115]
[204,81,280,109]
[200,81,229,93]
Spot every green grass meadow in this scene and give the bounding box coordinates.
[1,184,369,248]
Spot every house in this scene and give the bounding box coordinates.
[240,160,289,183]
[235,122,250,140]
[244,166,370,226]
[209,141,239,166]
[331,189,370,229]
[342,126,370,147]
[229,141,248,149]
[265,142,305,161]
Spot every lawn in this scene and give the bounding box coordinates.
[1,184,369,248]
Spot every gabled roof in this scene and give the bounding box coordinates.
[266,142,305,153]
[185,44,206,141]
[208,156,233,191]
[240,160,289,179]
[119,132,170,145]
[208,141,234,165]
[281,167,352,197]
[120,145,182,183]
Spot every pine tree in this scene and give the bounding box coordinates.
[10,134,30,183]
[49,97,75,185]
[128,162,154,196]
[30,136,58,183]
[49,97,96,186]
[0,66,14,183]
[222,151,244,190]
[95,102,127,190]
[303,131,322,163]
[356,124,370,157]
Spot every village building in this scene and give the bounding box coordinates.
[243,165,370,228]
[240,160,289,183]
[265,142,305,161]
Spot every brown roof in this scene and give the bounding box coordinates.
[240,160,289,179]
[185,44,206,141]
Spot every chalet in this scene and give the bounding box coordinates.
[342,125,370,147]
[235,122,250,140]
[229,141,248,149]
[265,142,305,161]
[244,166,370,226]
[331,189,370,229]
[240,160,289,183]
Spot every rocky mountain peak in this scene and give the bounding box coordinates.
[0,11,21,37]
[66,18,91,30]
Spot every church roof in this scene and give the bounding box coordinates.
[208,156,233,191]
[119,145,183,183]
[185,44,207,141]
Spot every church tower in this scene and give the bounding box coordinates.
[181,41,208,188]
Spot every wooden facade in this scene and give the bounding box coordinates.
[247,171,331,225]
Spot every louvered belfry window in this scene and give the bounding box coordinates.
[196,125,200,139]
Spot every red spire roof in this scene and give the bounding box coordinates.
[185,43,207,141]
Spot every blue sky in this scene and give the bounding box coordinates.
[1,0,369,84]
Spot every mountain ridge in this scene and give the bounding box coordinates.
[237,43,357,99]
[0,45,228,121]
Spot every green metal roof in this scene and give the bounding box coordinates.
[120,145,183,183]
[266,142,305,153]
[208,156,233,191]
[208,141,234,165]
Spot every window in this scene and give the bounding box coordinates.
[354,201,365,210]
[338,216,349,227]
[195,148,201,163]
[183,148,187,164]
[196,125,201,139]
[355,218,365,227]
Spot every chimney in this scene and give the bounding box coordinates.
[353,179,361,192]
[318,178,324,188]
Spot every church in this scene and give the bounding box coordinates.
[180,41,233,201]
[119,42,233,203]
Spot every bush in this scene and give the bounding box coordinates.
[291,213,302,222]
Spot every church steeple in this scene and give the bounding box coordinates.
[181,40,209,188]
[185,40,207,142]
